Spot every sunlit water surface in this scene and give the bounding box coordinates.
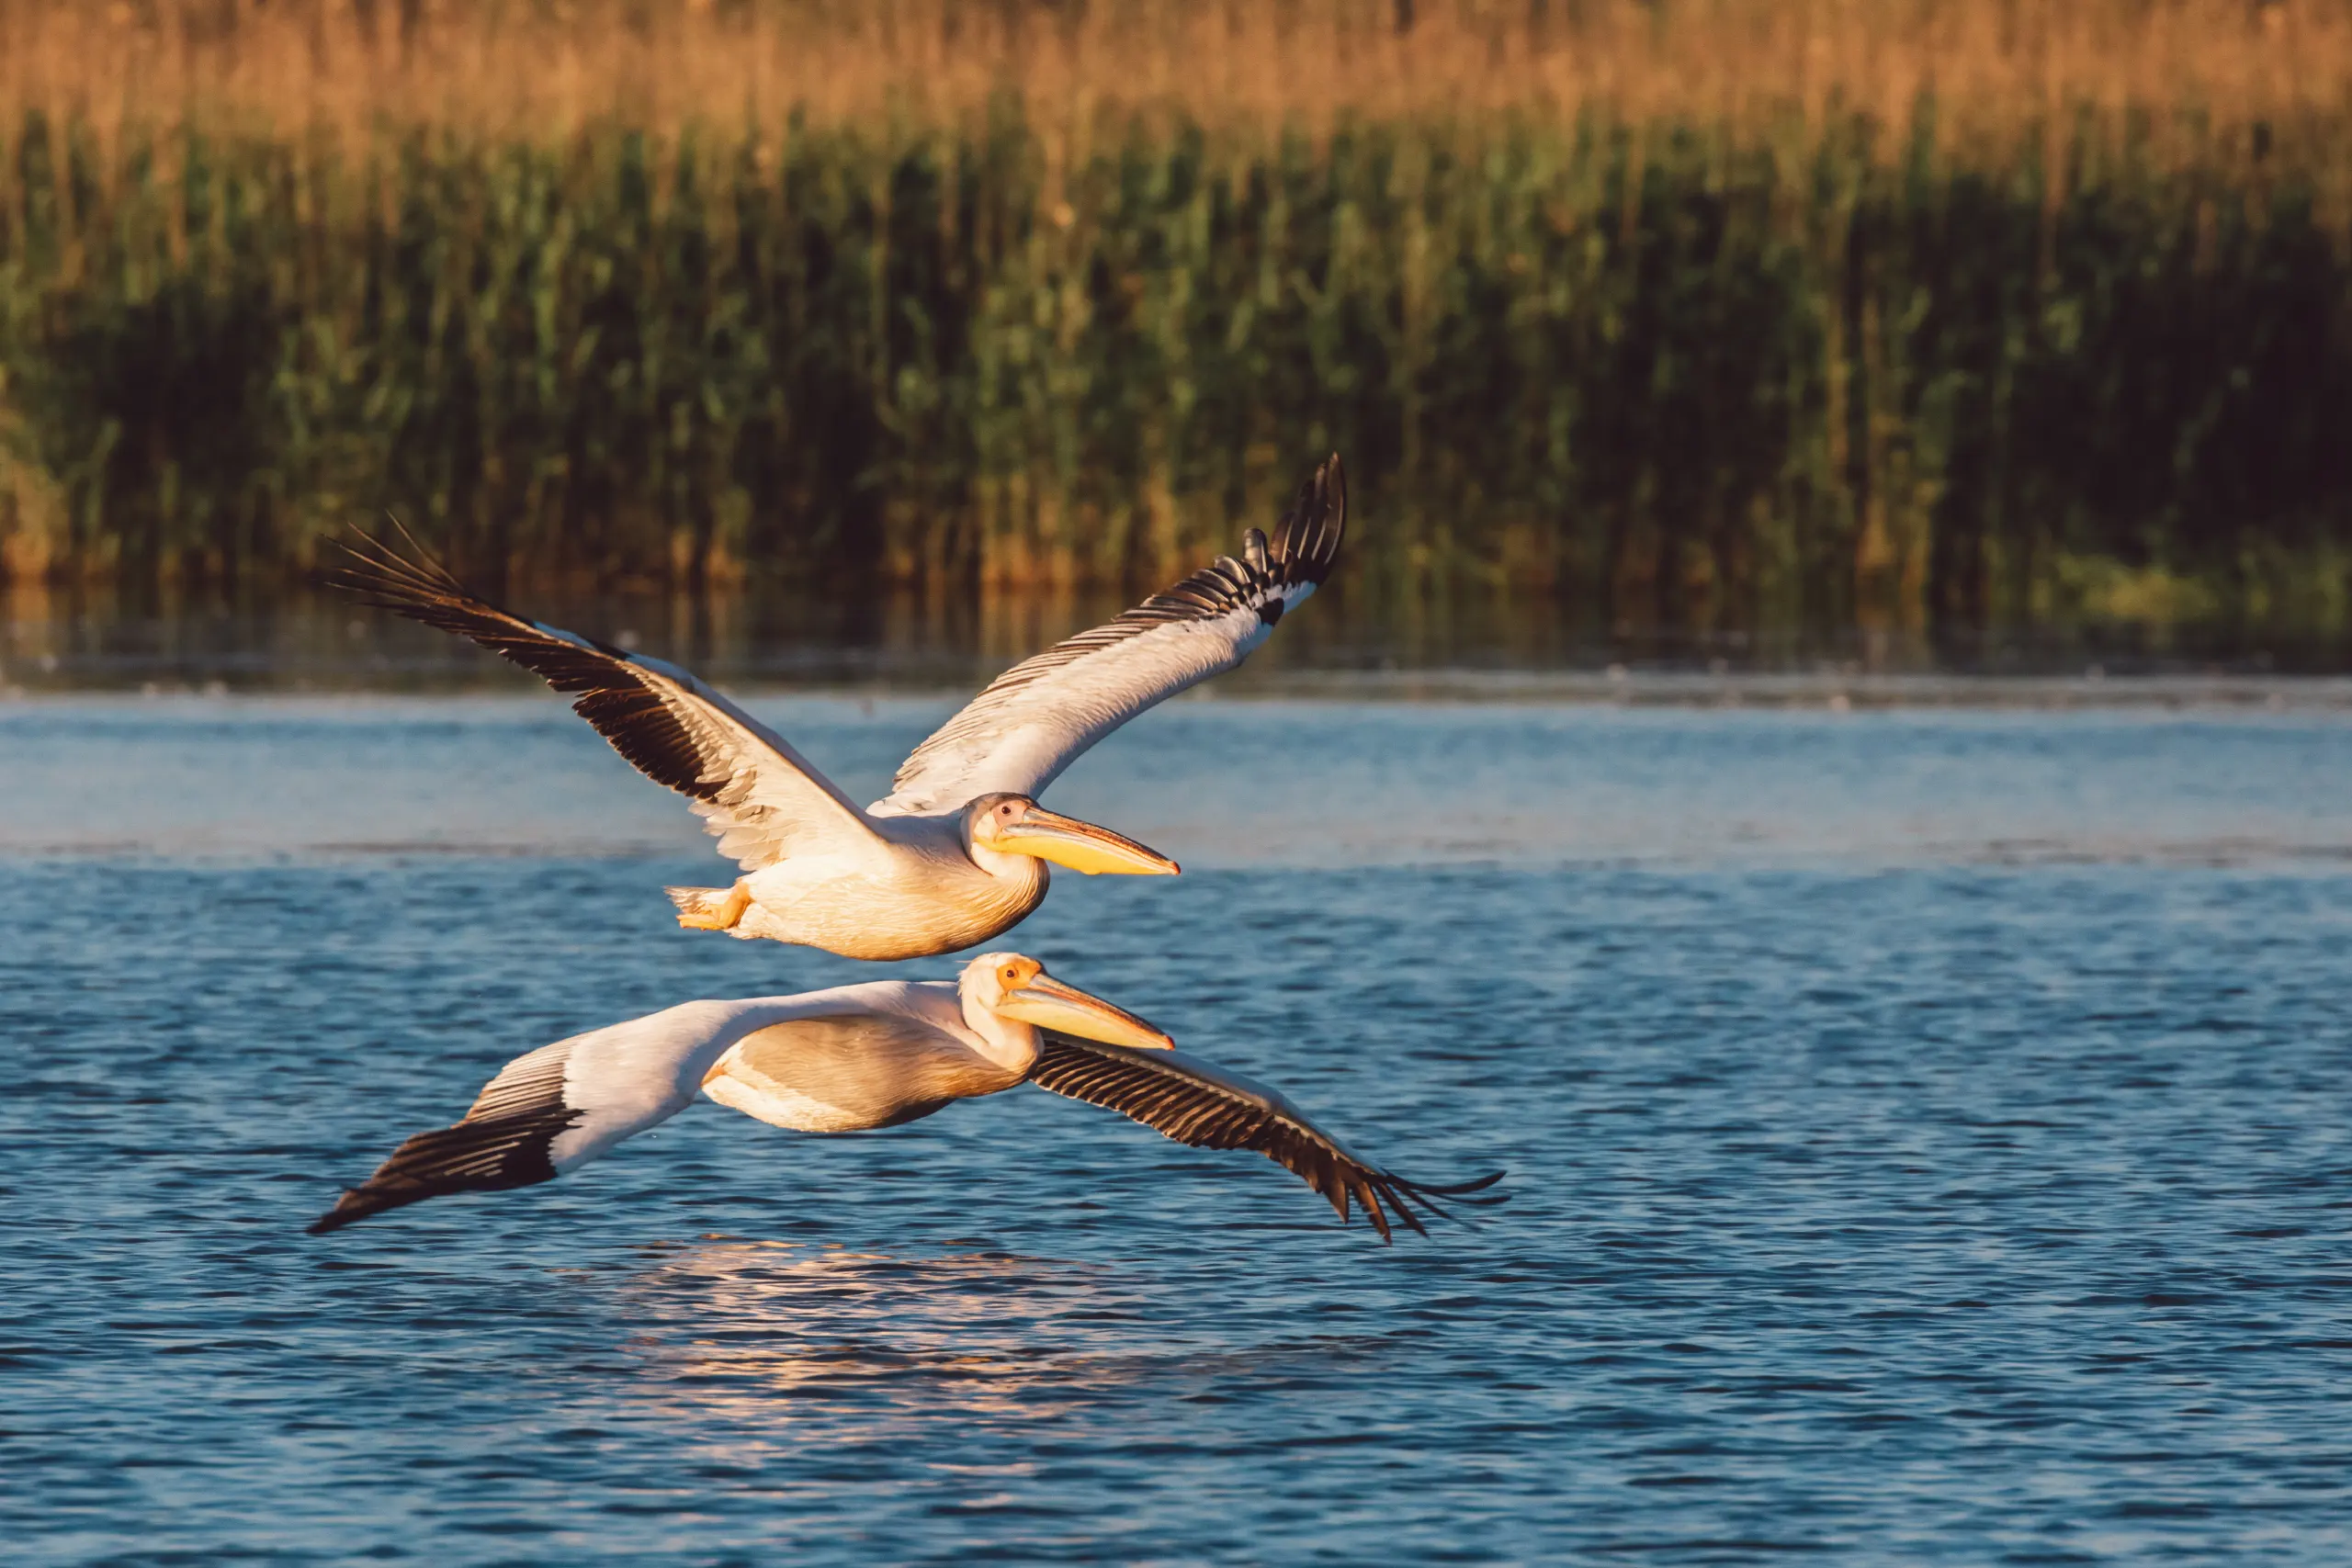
[5,694,2351,1563]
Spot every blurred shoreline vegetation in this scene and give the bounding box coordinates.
[0,0,2347,650]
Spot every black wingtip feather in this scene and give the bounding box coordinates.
[305,1106,578,1235]
[307,1186,411,1235]
[882,451,1352,807]
[1402,1169,1510,1201]
[321,522,738,807]
[1026,1032,1500,1246]
[319,515,468,607]
[1269,452,1347,588]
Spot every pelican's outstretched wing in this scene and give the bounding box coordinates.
[305,1043,584,1234]
[873,455,1348,816]
[327,526,883,870]
[306,998,787,1234]
[1025,1033,1504,1242]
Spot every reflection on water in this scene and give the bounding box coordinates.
[624,1241,1125,1390]
[2,577,1558,694]
[6,575,2347,694]
[612,1241,1186,1432]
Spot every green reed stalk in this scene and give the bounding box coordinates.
[0,92,2346,643]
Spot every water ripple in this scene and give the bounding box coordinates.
[3,704,2350,1561]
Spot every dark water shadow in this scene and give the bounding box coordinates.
[7,576,2351,694]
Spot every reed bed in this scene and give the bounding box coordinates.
[1,0,2347,640]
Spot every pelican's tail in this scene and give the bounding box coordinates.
[667,882,750,931]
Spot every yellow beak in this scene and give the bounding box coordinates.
[993,807,1181,876]
[996,973,1174,1050]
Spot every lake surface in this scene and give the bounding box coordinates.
[5,694,2351,1562]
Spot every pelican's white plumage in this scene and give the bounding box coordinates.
[330,456,1347,959]
[873,469,1341,813]
[306,953,1502,1242]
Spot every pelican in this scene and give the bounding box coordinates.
[307,953,1503,1242]
[329,457,1347,961]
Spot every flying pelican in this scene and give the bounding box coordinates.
[329,457,1347,961]
[307,952,1503,1242]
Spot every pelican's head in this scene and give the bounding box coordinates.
[962,953,1174,1050]
[963,794,1181,877]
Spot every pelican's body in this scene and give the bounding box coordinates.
[508,976,1038,1162]
[307,954,1502,1242]
[717,811,1050,962]
[697,980,1025,1133]
[333,457,1350,961]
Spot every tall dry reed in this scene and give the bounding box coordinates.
[1,0,2347,639]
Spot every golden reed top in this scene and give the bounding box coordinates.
[0,0,2343,161]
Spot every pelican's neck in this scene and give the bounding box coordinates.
[965,832,1049,892]
[958,992,1042,1077]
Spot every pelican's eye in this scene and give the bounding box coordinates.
[999,802,1018,818]
[1000,964,1022,985]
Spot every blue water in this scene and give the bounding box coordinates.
[5,695,2351,1562]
